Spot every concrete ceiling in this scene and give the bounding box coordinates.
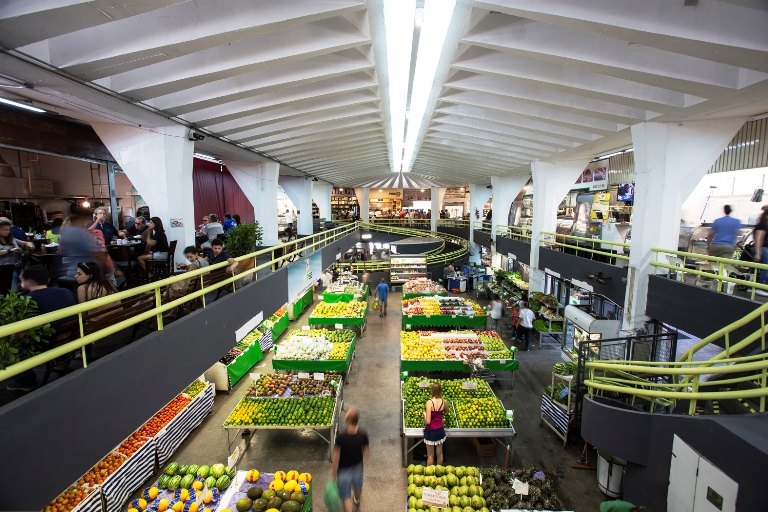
[0,0,766,187]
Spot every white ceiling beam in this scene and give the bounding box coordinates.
[432,115,578,150]
[244,115,383,147]
[428,122,566,154]
[270,134,385,159]
[260,124,384,153]
[426,130,550,160]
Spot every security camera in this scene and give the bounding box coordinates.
[188,130,205,141]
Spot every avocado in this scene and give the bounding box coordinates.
[266,497,283,510]
[276,490,291,502]
[247,486,264,500]
[252,498,268,512]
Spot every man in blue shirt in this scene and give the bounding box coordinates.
[223,213,237,233]
[374,278,390,318]
[707,205,742,259]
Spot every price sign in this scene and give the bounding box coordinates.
[298,372,310,379]
[302,326,310,331]
[425,315,431,318]
[406,324,412,330]
[499,359,506,365]
[513,479,529,496]
[227,445,240,470]
[461,381,478,390]
[418,380,431,389]
[335,324,343,330]
[451,315,456,319]
[422,488,449,507]
[249,373,260,382]
[314,373,325,381]
[408,314,413,318]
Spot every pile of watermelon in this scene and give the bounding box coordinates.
[159,462,233,491]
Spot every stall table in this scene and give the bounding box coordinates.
[155,383,215,466]
[308,304,368,337]
[402,314,486,330]
[101,437,157,512]
[206,339,266,392]
[400,358,519,373]
[268,312,290,340]
[290,286,315,319]
[322,285,369,303]
[401,291,448,300]
[272,334,357,379]
[219,471,312,512]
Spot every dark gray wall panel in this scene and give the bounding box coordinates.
[473,230,493,249]
[495,237,531,266]
[647,275,761,348]
[437,226,469,239]
[538,248,628,304]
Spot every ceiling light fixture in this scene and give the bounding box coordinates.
[383,0,416,173]
[194,152,223,164]
[594,148,634,161]
[0,97,45,113]
[401,0,458,173]
[82,199,91,208]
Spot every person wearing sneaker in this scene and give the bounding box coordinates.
[518,302,536,350]
[374,278,389,317]
[753,209,768,297]
[332,408,369,512]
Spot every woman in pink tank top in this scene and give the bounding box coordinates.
[424,382,446,465]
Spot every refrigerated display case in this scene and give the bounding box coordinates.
[561,305,620,362]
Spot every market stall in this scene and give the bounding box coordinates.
[206,329,269,392]
[400,377,516,467]
[307,300,368,337]
[261,308,289,342]
[401,296,487,330]
[402,277,448,299]
[223,373,344,461]
[400,331,519,373]
[155,382,216,466]
[219,470,313,512]
[272,328,357,376]
[290,286,315,320]
[530,291,565,348]
[322,281,369,302]
[561,305,621,362]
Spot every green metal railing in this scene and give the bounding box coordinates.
[540,231,630,261]
[496,224,532,240]
[0,222,358,382]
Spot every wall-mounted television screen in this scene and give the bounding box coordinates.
[617,183,634,202]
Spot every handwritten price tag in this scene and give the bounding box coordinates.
[314,373,325,381]
[422,488,449,507]
[227,446,240,470]
[461,381,478,390]
[249,373,260,382]
[302,326,310,331]
[418,381,431,389]
[513,479,529,496]
[298,372,310,379]
[335,323,343,330]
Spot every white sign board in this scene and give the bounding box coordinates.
[298,372,310,379]
[314,373,325,381]
[227,446,240,470]
[235,312,264,342]
[461,381,478,390]
[422,488,449,508]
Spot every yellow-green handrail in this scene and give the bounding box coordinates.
[540,231,629,261]
[496,224,532,240]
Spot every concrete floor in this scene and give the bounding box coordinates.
[128,291,606,511]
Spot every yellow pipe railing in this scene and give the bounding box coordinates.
[540,231,630,261]
[496,224,532,240]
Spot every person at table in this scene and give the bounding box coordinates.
[0,218,23,295]
[163,246,210,319]
[199,214,224,251]
[209,238,239,274]
[233,213,241,226]
[86,227,117,286]
[137,217,170,276]
[87,207,119,245]
[198,215,210,232]
[74,261,116,304]
[223,213,237,233]
[119,215,149,239]
[7,265,77,392]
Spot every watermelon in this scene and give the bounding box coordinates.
[178,465,189,475]
[180,474,195,489]
[164,462,179,476]
[159,475,171,489]
[167,475,182,491]
[215,475,231,491]
[205,476,217,489]
[228,466,237,479]
[210,464,226,479]
[197,465,210,478]
[187,464,199,476]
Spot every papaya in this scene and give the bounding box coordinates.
[275,490,290,502]
[289,492,305,504]
[265,497,282,510]
[251,498,268,512]
[261,490,276,501]
[247,487,264,500]
[235,498,252,512]
[280,501,302,512]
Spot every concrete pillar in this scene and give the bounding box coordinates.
[430,186,445,232]
[279,176,313,236]
[354,187,370,222]
[490,175,529,236]
[222,160,280,246]
[91,123,194,265]
[623,118,747,329]
[469,183,492,263]
[312,181,333,222]
[529,160,589,292]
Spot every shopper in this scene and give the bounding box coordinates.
[223,213,237,233]
[424,382,446,466]
[753,209,768,296]
[8,265,77,392]
[87,225,117,287]
[518,301,536,351]
[361,269,371,293]
[59,213,98,280]
[138,217,170,276]
[332,408,369,512]
[707,205,741,259]
[489,295,503,334]
[374,277,390,317]
[510,303,521,340]
[87,207,119,245]
[209,238,239,274]
[200,214,224,251]
[0,218,23,295]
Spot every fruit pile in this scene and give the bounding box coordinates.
[310,300,366,318]
[531,292,559,308]
[328,342,350,359]
[138,395,191,437]
[403,278,447,295]
[454,398,509,428]
[401,330,515,361]
[533,318,563,333]
[245,373,340,398]
[406,465,487,511]
[325,329,355,343]
[219,348,242,365]
[158,462,234,492]
[274,336,334,360]
[481,466,564,511]
[291,374,340,397]
[553,361,578,375]
[538,306,563,320]
[226,469,310,512]
[224,396,335,427]
[478,331,505,351]
[400,331,445,360]
[237,327,263,350]
[183,379,206,398]
[261,309,287,329]
[77,453,126,486]
[247,374,293,397]
[43,485,96,512]
[510,274,529,290]
[402,297,486,316]
[117,432,150,457]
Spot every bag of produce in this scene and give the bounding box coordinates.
[372,299,379,311]
[323,480,342,512]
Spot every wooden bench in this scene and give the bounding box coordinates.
[82,291,156,343]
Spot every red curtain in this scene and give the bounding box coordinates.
[192,159,254,225]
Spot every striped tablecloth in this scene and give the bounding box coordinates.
[101,438,157,512]
[71,488,103,512]
[540,394,569,435]
[156,384,215,466]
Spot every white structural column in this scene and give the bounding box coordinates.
[529,160,589,292]
[430,186,446,232]
[624,118,747,329]
[312,181,333,222]
[279,176,313,236]
[223,160,280,246]
[354,187,370,222]
[468,183,492,263]
[490,175,529,235]
[91,123,194,264]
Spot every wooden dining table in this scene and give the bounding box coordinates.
[108,239,147,288]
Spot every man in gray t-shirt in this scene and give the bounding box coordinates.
[201,214,224,250]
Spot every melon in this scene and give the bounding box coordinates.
[165,462,179,476]
[280,501,302,512]
[168,476,182,491]
[210,464,226,479]
[187,465,200,476]
[181,475,195,490]
[215,475,231,491]
[205,477,217,489]
[251,498,268,512]
[247,486,264,500]
[159,475,171,489]
[178,465,189,476]
[235,498,252,512]
[197,465,210,478]
[228,466,237,480]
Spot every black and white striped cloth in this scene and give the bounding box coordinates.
[259,329,273,352]
[71,487,103,512]
[101,438,157,512]
[540,394,569,435]
[156,384,215,466]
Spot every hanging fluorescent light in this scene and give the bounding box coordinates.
[0,97,45,113]
[194,152,223,164]
[401,0,458,173]
[383,0,416,172]
[594,148,634,161]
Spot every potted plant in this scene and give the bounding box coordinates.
[226,221,263,273]
[0,292,55,370]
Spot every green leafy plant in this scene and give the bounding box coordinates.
[0,292,55,370]
[226,222,263,258]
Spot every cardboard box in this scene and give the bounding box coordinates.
[471,437,496,457]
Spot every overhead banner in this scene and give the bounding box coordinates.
[444,187,466,200]
[574,159,609,191]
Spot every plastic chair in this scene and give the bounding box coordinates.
[665,255,685,282]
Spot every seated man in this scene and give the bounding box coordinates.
[119,215,149,239]
[7,265,77,392]
[222,213,237,233]
[200,214,224,251]
[209,238,238,274]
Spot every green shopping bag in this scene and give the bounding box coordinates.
[372,299,379,311]
[323,479,343,512]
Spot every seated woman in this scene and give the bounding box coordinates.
[162,246,209,319]
[74,261,117,360]
[137,217,170,277]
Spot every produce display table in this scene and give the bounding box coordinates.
[272,334,357,374]
[322,284,369,303]
[402,314,486,329]
[101,437,157,512]
[401,296,487,330]
[402,278,447,299]
[223,377,344,461]
[268,312,290,340]
[291,287,314,319]
[399,331,518,375]
[399,358,519,372]
[399,378,516,468]
[219,471,312,512]
[308,303,368,337]
[206,332,269,392]
[156,383,215,466]
[402,292,448,299]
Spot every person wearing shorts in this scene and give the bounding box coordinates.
[333,408,369,512]
[424,382,446,465]
[374,277,390,317]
